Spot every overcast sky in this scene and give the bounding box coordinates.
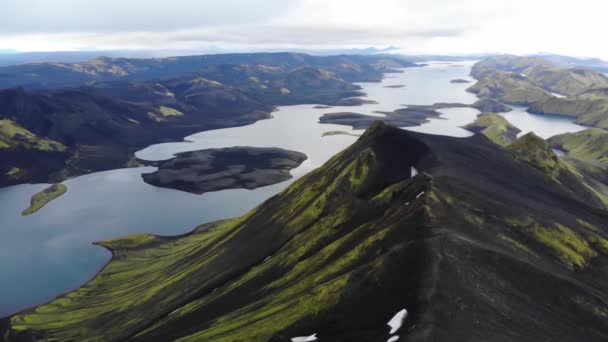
[2,0,608,59]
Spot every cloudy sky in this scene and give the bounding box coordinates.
[2,0,608,58]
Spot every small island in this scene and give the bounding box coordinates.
[141,147,308,194]
[321,131,361,138]
[22,183,67,216]
[450,79,471,83]
[319,104,451,130]
[384,84,406,88]
[463,113,521,146]
[313,105,333,109]
[334,98,379,106]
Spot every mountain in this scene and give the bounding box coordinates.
[463,113,521,146]
[469,55,608,129]
[471,55,608,96]
[548,129,608,205]
[3,123,608,342]
[549,129,608,165]
[529,88,608,128]
[0,53,415,187]
[0,53,416,90]
[467,69,552,106]
[533,53,608,73]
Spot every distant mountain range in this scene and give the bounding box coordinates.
[0,53,416,187]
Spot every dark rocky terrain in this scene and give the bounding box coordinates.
[3,122,608,341]
[0,53,416,187]
[141,147,307,194]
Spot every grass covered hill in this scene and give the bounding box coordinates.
[3,123,608,342]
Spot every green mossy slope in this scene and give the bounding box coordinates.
[4,123,608,342]
[21,183,67,216]
[463,113,521,146]
[0,120,66,152]
[548,128,608,164]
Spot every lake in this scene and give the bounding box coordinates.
[0,61,588,317]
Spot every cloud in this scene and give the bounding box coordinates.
[2,0,608,59]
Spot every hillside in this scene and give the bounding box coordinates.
[470,56,608,129]
[463,113,521,146]
[471,55,608,96]
[548,128,608,165]
[0,53,415,90]
[466,69,552,106]
[0,54,413,187]
[529,88,608,128]
[3,123,608,342]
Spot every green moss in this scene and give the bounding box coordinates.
[21,183,67,216]
[5,167,23,179]
[0,119,66,152]
[507,217,602,269]
[464,113,521,146]
[533,224,597,269]
[97,234,162,251]
[548,129,608,165]
[158,106,184,117]
[508,133,564,178]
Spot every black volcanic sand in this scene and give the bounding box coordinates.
[141,147,307,194]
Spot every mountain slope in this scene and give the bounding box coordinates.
[0,53,415,90]
[463,113,521,146]
[471,55,608,96]
[3,123,608,342]
[529,88,608,128]
[0,54,399,187]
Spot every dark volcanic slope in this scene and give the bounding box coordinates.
[3,123,608,342]
[0,53,417,187]
[141,147,307,194]
[0,53,415,90]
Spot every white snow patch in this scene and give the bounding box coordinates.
[551,92,566,98]
[388,309,408,334]
[416,192,425,199]
[264,256,272,262]
[411,166,419,177]
[387,336,400,342]
[404,202,410,206]
[292,333,318,342]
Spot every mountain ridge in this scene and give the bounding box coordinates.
[3,122,608,341]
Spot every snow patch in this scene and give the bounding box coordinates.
[404,202,410,206]
[292,333,318,342]
[416,192,425,199]
[388,336,400,342]
[411,166,418,177]
[388,309,408,334]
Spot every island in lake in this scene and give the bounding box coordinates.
[450,79,471,83]
[141,147,308,194]
[22,183,67,216]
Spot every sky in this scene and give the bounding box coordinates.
[2,0,608,59]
